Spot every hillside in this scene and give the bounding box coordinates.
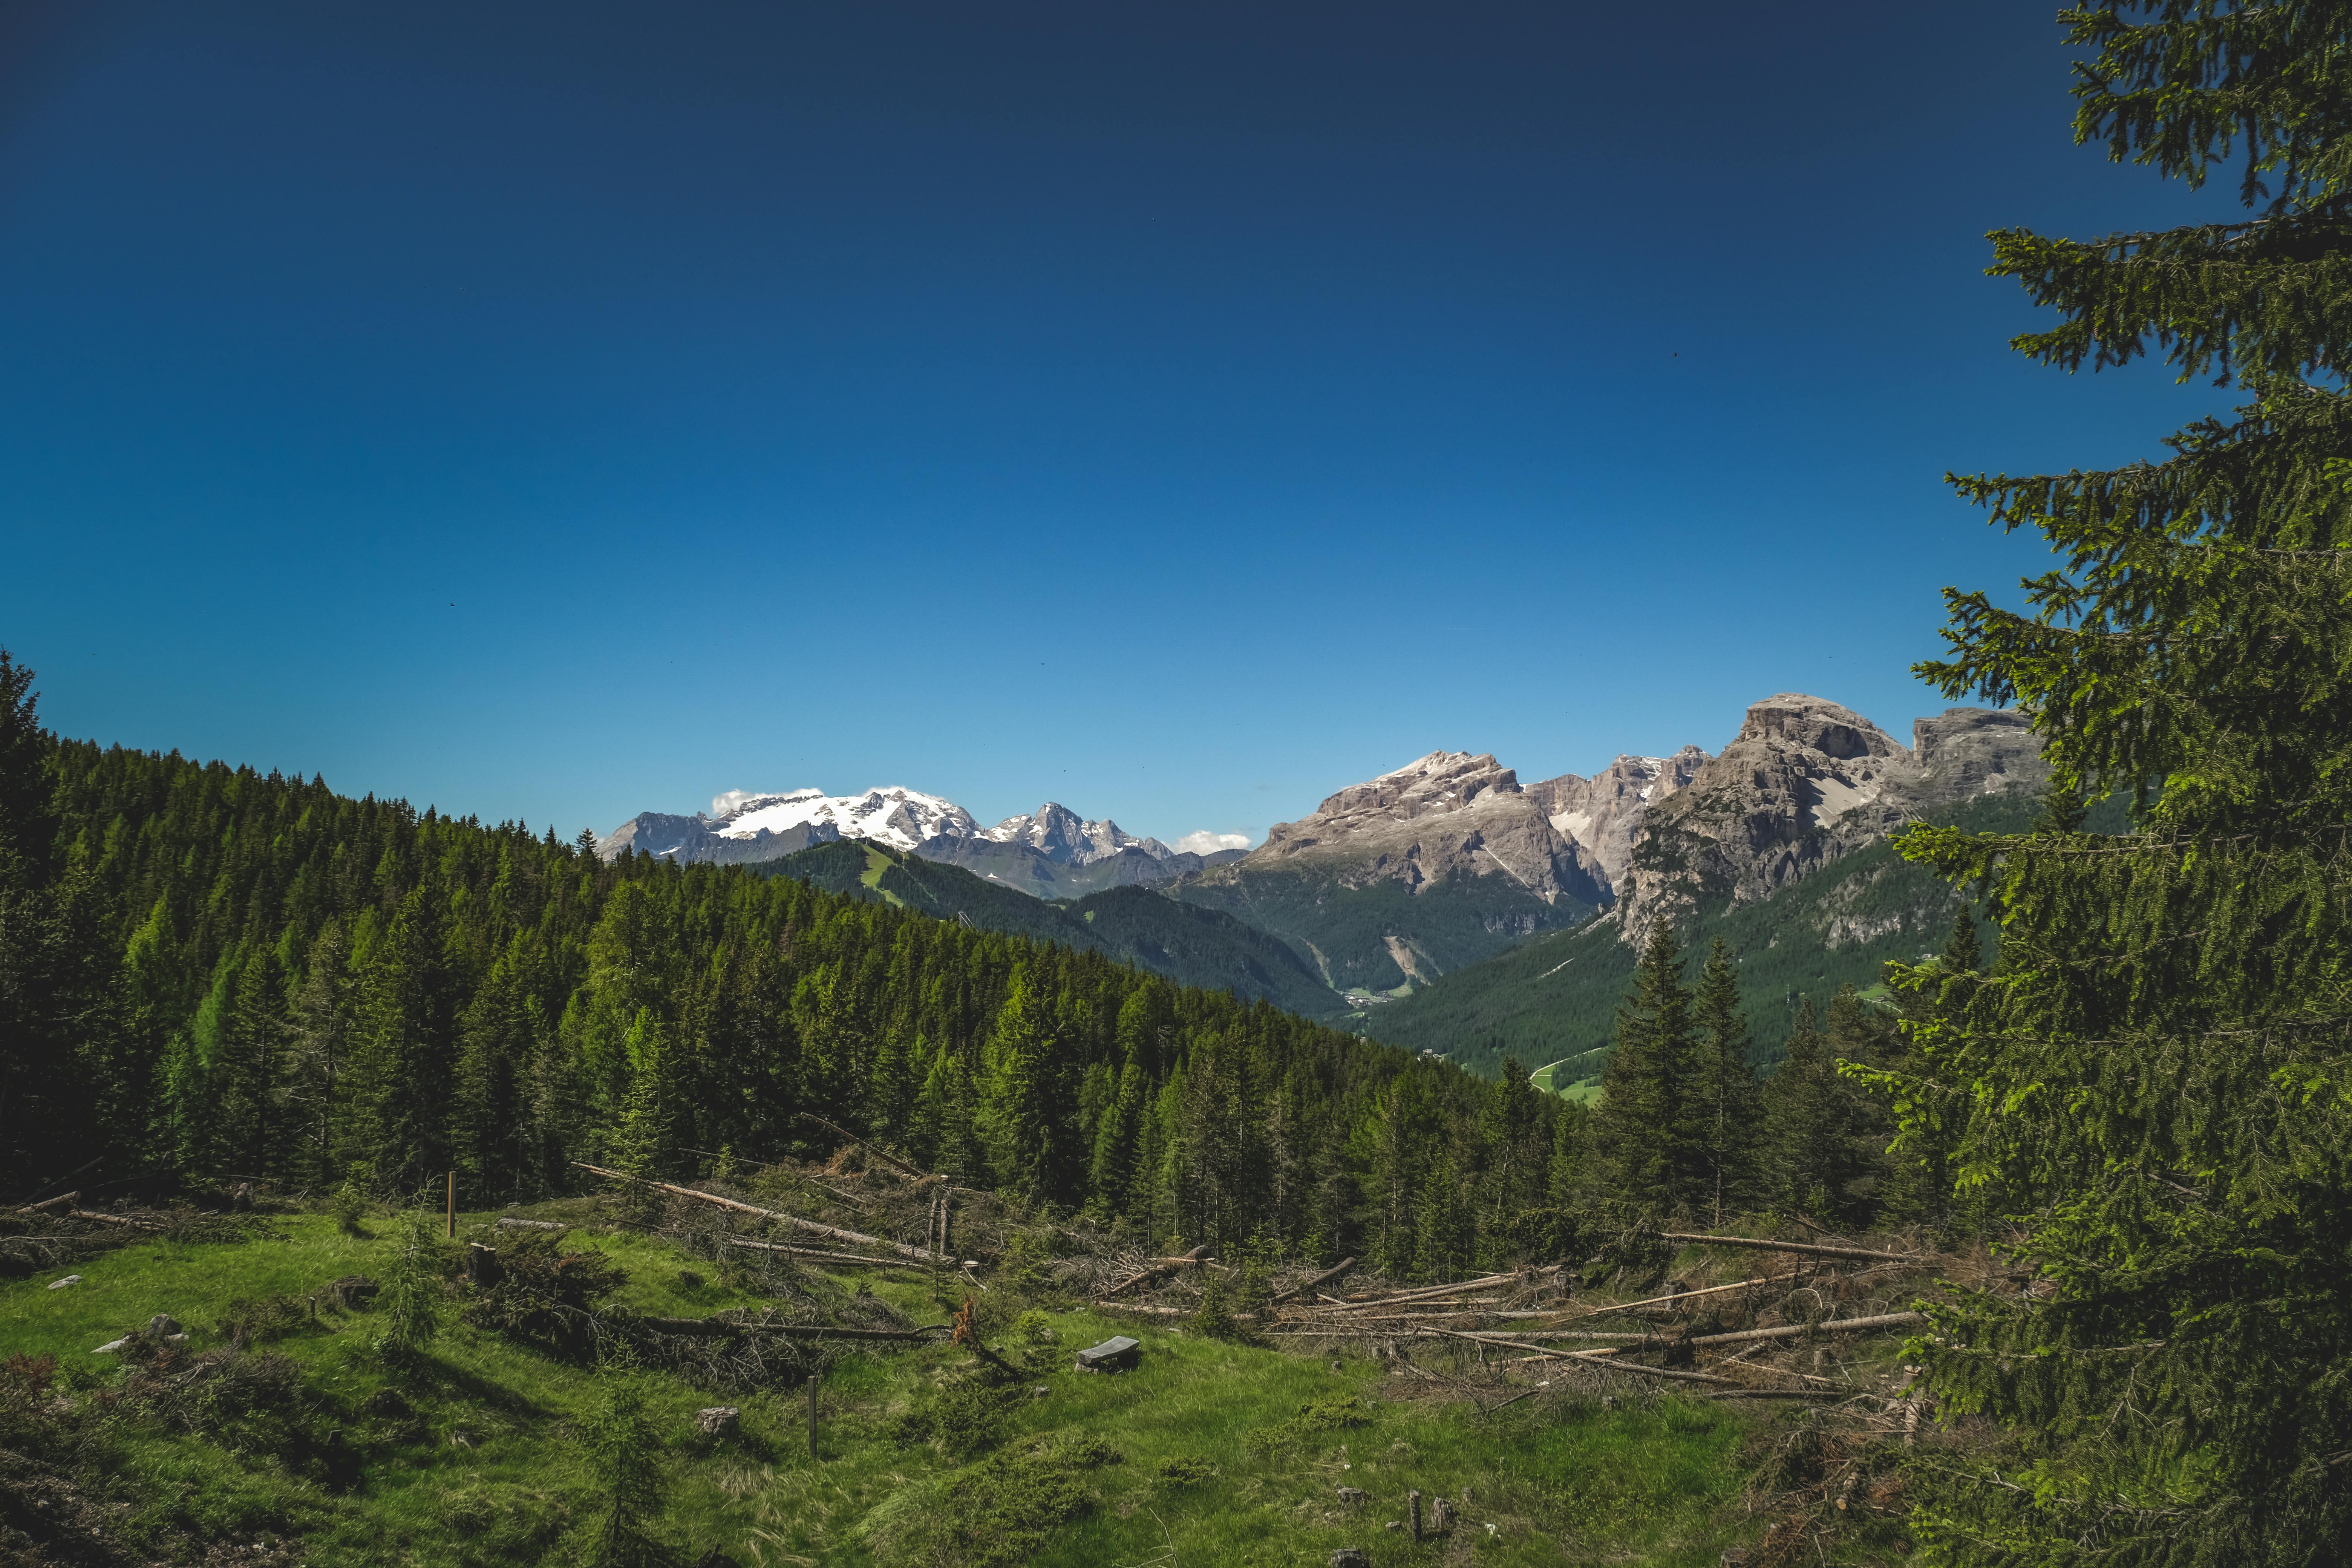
[752,841,1346,1019]
[0,1180,1937,1568]
[1364,788,2065,1081]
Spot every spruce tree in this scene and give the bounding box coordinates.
[1890,7,2352,1559]
[1759,996,1846,1219]
[1590,922,1702,1213]
[1689,938,1760,1224]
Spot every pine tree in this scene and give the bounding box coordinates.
[1688,939,1760,1224]
[1086,1055,1147,1227]
[1412,1146,1473,1284]
[1873,910,1980,1230]
[1589,922,1702,1213]
[1889,8,2352,1559]
[1759,997,1844,1219]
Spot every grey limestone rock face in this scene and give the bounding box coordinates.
[1232,750,1609,905]
[1615,695,2047,945]
[1527,745,1711,893]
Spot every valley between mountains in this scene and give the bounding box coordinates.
[601,691,2051,1086]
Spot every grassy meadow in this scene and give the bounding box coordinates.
[0,1201,1827,1568]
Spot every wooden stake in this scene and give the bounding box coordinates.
[807,1364,820,1459]
[445,1171,456,1239]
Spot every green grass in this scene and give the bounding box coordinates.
[4,1211,1773,1566]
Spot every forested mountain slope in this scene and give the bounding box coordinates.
[0,664,1557,1276]
[751,840,1346,1019]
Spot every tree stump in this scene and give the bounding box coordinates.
[466,1244,502,1288]
[695,1406,741,1439]
[1408,1489,1423,1542]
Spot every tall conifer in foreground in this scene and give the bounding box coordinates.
[1591,922,1701,1214]
[1893,5,2352,1560]
[1689,938,1759,1224]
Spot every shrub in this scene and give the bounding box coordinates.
[217,1293,314,1347]
[576,1361,668,1568]
[891,1377,1021,1458]
[921,1435,1117,1568]
[1190,1275,1259,1343]
[375,1211,451,1369]
[462,1234,628,1361]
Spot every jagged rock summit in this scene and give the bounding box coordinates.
[981,802,1176,866]
[1615,694,2045,942]
[1525,746,1712,893]
[1239,750,1608,905]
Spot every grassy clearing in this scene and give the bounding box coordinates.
[2,1207,1804,1566]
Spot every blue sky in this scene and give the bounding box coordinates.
[1,2,2240,848]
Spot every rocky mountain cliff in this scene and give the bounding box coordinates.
[1526,746,1711,892]
[1242,750,1609,903]
[1170,751,1611,996]
[1614,694,2044,943]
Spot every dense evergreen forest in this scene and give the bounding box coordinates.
[0,649,1929,1283]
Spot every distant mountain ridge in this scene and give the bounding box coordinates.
[1170,750,1613,995]
[598,786,1244,895]
[597,693,2050,1078]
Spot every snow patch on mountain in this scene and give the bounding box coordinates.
[706,787,979,851]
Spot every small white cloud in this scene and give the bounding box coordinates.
[1174,830,1251,855]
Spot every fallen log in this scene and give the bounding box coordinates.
[1689,1312,1923,1348]
[1663,1233,1915,1265]
[69,1209,165,1231]
[1270,1256,1357,1304]
[14,1192,77,1215]
[1706,1388,1857,1401]
[1411,1327,1740,1386]
[723,1238,937,1272]
[1286,1303,1504,1322]
[1554,1270,1808,1320]
[496,1216,568,1232]
[1341,1271,1522,1305]
[569,1162,943,1262]
[1094,1301,1189,1317]
[1103,1243,1211,1298]
[635,1315,945,1341]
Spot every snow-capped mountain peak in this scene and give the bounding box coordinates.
[705,786,980,852]
[981,802,1174,865]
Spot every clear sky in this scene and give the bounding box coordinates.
[1,2,2239,848]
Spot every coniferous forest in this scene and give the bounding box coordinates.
[0,648,1930,1276]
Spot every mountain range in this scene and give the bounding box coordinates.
[600,691,2052,1080]
[600,788,1246,897]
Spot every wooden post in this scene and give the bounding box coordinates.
[807,1363,821,1459]
[445,1171,456,1239]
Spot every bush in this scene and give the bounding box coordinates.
[462,1234,628,1361]
[218,1293,314,1347]
[892,1378,1020,1458]
[575,1361,668,1568]
[375,1211,451,1369]
[330,1180,369,1236]
[1190,1275,1259,1343]
[920,1435,1118,1568]
[1155,1456,1217,1484]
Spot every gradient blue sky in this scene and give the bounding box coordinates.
[1,2,2239,848]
